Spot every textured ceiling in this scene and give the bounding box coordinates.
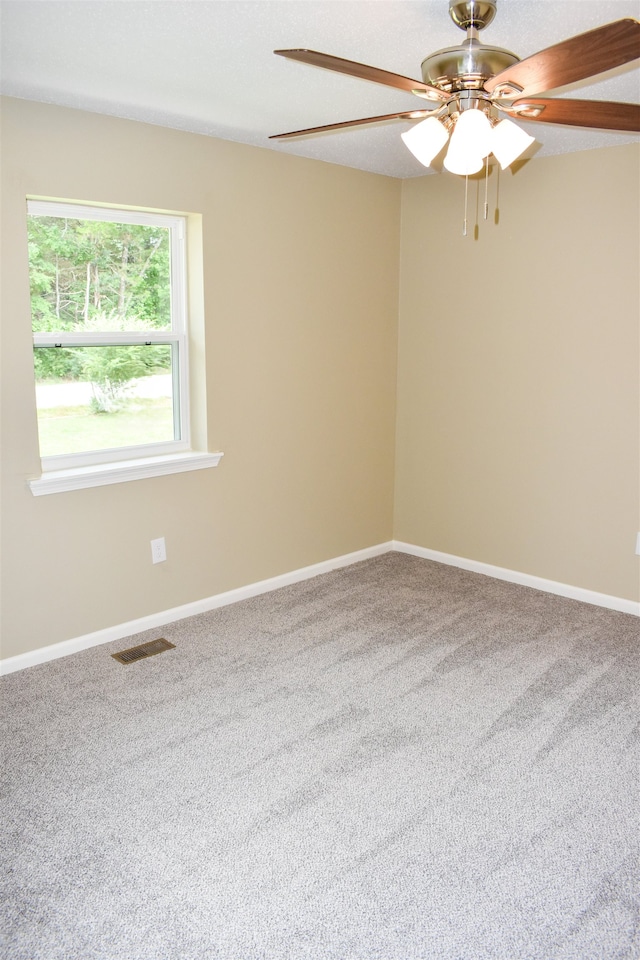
[1,0,639,178]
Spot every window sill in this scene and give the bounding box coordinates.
[28,450,224,496]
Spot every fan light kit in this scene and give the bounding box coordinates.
[271,0,640,234]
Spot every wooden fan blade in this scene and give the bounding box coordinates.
[274,49,449,101]
[270,110,431,140]
[486,18,640,98]
[507,98,640,131]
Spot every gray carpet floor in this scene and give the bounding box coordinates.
[1,552,639,960]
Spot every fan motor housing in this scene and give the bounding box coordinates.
[421,40,520,92]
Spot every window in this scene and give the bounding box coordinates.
[26,200,221,494]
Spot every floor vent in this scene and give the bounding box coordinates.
[111,638,175,665]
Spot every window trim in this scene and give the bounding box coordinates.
[28,450,224,496]
[26,200,223,494]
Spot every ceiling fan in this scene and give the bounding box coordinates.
[270,0,640,176]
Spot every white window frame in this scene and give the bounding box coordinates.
[27,200,222,495]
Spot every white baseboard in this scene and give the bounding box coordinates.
[0,542,393,676]
[3,538,637,676]
[393,541,640,617]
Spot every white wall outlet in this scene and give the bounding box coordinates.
[151,537,167,564]
[636,532,640,557]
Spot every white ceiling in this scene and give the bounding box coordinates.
[1,0,639,178]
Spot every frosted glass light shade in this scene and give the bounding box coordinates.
[449,108,493,160]
[491,118,535,169]
[443,146,484,175]
[401,117,449,167]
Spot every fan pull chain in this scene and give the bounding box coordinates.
[463,174,469,237]
[484,155,489,220]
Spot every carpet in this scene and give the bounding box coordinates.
[1,553,638,959]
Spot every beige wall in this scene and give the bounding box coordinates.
[1,98,638,662]
[0,98,400,659]
[395,144,640,602]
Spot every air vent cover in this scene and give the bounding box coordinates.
[111,638,175,665]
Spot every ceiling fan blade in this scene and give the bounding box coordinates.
[486,18,640,98]
[274,49,449,101]
[506,98,640,131]
[270,110,432,140]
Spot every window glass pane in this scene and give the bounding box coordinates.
[27,216,171,334]
[35,345,177,457]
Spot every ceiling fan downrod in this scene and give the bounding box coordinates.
[422,0,518,96]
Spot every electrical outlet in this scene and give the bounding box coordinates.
[151,537,167,564]
[636,533,640,557]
